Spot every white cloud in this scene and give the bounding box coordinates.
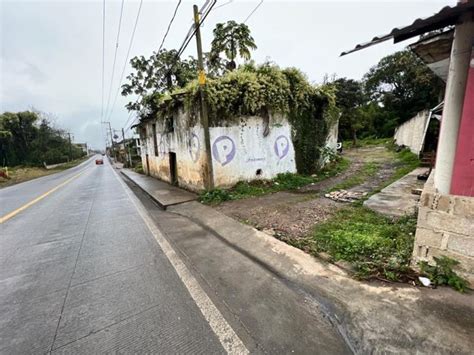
[1,0,452,149]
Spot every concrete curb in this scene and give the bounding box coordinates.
[120,170,197,210]
[120,171,167,210]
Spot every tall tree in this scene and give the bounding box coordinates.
[364,50,443,126]
[210,21,257,71]
[0,111,84,166]
[121,49,197,112]
[333,78,366,145]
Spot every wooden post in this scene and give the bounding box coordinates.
[193,4,214,190]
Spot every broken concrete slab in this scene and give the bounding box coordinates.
[364,167,427,217]
[121,169,196,209]
[325,189,367,203]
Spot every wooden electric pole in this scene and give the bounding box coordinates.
[122,128,132,166]
[67,132,72,161]
[193,4,214,190]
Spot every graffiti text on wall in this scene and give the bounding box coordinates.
[212,136,236,166]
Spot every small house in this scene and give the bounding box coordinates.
[134,66,339,192]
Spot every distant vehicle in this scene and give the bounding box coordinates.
[95,158,104,165]
[102,153,105,156]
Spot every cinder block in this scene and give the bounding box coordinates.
[416,206,429,223]
[418,210,472,236]
[452,196,474,217]
[429,248,474,275]
[436,195,452,213]
[420,192,434,208]
[447,233,474,258]
[414,227,444,249]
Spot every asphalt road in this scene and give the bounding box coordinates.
[0,157,226,353]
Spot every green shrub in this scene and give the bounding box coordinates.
[199,188,232,204]
[419,256,469,292]
[134,162,144,174]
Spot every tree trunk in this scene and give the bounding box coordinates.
[352,129,358,147]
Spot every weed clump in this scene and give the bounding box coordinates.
[419,256,469,292]
[306,207,416,281]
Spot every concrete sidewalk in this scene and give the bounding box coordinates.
[123,172,474,354]
[121,169,196,209]
[364,167,427,217]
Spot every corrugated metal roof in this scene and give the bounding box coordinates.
[340,1,474,56]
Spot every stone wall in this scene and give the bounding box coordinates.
[413,172,474,284]
[394,110,430,156]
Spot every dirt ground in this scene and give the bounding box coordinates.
[215,146,399,239]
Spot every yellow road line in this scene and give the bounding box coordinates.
[0,170,86,224]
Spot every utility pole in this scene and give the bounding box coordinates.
[193,4,214,190]
[103,121,116,160]
[67,132,72,161]
[122,128,132,166]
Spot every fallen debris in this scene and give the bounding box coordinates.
[418,276,432,287]
[325,189,367,203]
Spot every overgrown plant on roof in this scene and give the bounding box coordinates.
[178,63,339,174]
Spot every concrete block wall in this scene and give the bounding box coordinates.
[413,172,474,284]
[394,110,430,156]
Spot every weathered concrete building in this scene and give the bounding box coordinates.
[137,103,337,191]
[343,0,474,283]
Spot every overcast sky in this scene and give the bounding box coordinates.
[1,0,453,149]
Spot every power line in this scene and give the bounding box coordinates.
[104,0,125,120]
[123,0,217,133]
[243,0,263,23]
[157,0,183,54]
[105,0,144,123]
[177,0,216,58]
[124,114,139,134]
[214,0,233,10]
[119,0,182,135]
[122,110,134,130]
[101,0,106,121]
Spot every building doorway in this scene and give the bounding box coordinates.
[169,152,178,185]
[145,154,150,176]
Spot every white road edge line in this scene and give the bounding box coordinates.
[110,165,249,355]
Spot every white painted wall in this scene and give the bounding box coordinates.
[394,110,430,156]
[210,116,296,187]
[139,110,337,191]
[325,121,339,152]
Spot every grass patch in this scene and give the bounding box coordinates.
[369,146,421,196]
[292,206,417,281]
[392,148,420,180]
[0,156,89,188]
[329,161,379,191]
[343,137,392,149]
[200,156,350,204]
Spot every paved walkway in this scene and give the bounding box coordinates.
[364,167,427,217]
[121,169,196,209]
